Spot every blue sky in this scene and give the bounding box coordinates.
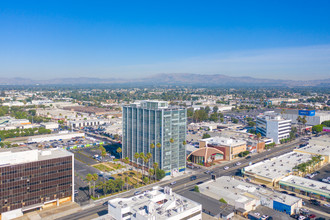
[0,0,329,80]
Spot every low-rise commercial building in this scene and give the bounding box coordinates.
[256,111,291,144]
[274,109,330,126]
[0,147,74,220]
[200,137,247,161]
[69,119,105,129]
[40,122,59,131]
[198,176,302,215]
[106,186,202,220]
[279,175,330,202]
[243,152,312,187]
[27,132,85,143]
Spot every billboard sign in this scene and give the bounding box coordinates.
[323,127,330,132]
[299,110,315,116]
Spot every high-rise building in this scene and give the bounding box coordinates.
[0,147,74,220]
[122,100,187,175]
[256,111,291,144]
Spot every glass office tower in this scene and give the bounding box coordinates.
[122,101,187,175]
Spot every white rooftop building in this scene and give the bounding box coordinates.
[243,152,312,186]
[198,176,302,215]
[256,111,291,144]
[105,186,202,220]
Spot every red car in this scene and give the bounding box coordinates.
[309,214,316,219]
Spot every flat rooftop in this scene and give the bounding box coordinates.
[0,147,72,166]
[199,176,301,207]
[244,152,312,180]
[108,186,201,220]
[202,136,246,147]
[280,175,330,198]
[295,144,330,157]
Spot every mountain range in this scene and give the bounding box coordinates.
[0,74,329,87]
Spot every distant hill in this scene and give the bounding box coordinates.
[0,74,329,87]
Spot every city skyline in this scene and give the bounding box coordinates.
[1,1,330,80]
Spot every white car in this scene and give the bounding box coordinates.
[170,181,176,185]
[235,162,241,166]
[298,216,306,220]
[324,203,330,208]
[224,166,229,170]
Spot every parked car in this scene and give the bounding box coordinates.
[190,175,197,181]
[134,191,141,195]
[224,166,229,170]
[170,181,176,185]
[235,162,241,166]
[310,199,320,206]
[309,214,316,219]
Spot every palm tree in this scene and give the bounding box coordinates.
[92,173,98,197]
[124,176,129,190]
[116,147,122,160]
[150,143,155,149]
[301,116,307,135]
[183,140,187,145]
[139,152,145,177]
[256,133,261,151]
[149,168,154,182]
[170,138,174,143]
[134,152,140,170]
[156,143,161,148]
[86,173,93,197]
[146,152,152,169]
[153,162,158,182]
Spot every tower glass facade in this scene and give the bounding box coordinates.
[122,101,187,175]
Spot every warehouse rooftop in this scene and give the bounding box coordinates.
[244,152,311,180]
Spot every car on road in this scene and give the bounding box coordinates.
[235,162,241,166]
[134,191,141,195]
[190,175,197,181]
[170,181,176,185]
[204,170,210,174]
[309,214,316,219]
[323,203,330,208]
[246,156,251,159]
[224,166,229,170]
[74,190,78,195]
[310,199,320,206]
[289,193,296,196]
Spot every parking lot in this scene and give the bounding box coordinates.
[310,164,330,183]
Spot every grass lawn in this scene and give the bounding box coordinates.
[112,170,143,185]
[93,164,114,172]
[105,162,126,170]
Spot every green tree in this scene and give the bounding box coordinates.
[213,106,218,113]
[312,124,324,134]
[155,168,165,180]
[321,120,330,127]
[86,173,93,196]
[219,198,227,204]
[117,147,122,159]
[194,185,200,192]
[92,173,98,197]
[202,133,211,139]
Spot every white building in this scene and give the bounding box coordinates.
[274,109,330,126]
[69,119,105,128]
[256,111,291,144]
[40,122,59,130]
[198,176,302,215]
[243,151,312,186]
[27,132,85,143]
[103,186,202,220]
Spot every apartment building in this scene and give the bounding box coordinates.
[122,100,187,175]
[256,111,291,144]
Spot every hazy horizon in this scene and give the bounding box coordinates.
[1,1,330,81]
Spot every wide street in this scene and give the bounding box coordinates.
[57,138,306,220]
